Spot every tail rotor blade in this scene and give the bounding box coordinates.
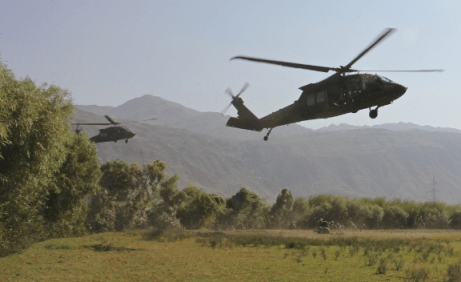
[236,82,249,98]
[221,103,232,115]
[225,88,235,98]
[221,83,249,115]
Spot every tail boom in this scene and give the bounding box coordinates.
[226,117,263,131]
[225,97,263,131]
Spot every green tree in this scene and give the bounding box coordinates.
[381,205,408,229]
[268,189,294,229]
[291,197,311,229]
[148,169,183,231]
[44,132,101,237]
[175,184,227,229]
[88,159,146,231]
[0,59,100,255]
[306,194,348,228]
[419,201,449,229]
[216,188,269,230]
[87,159,179,232]
[449,211,461,229]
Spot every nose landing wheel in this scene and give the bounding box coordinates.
[125,139,129,143]
[264,128,273,141]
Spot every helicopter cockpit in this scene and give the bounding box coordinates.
[379,76,393,83]
[122,127,134,133]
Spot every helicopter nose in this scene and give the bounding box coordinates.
[394,84,407,97]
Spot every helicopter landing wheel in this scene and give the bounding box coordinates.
[125,139,128,143]
[264,128,273,141]
[114,140,117,143]
[369,107,378,119]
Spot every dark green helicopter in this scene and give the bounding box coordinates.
[73,115,156,143]
[224,28,443,141]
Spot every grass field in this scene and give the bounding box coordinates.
[1,229,461,281]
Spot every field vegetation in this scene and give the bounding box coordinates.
[2,229,461,281]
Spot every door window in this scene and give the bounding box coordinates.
[307,94,315,106]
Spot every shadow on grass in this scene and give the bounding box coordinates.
[84,244,137,252]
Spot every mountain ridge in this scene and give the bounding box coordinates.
[75,95,461,204]
[77,94,460,135]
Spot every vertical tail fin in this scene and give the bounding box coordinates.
[222,84,263,131]
[226,97,263,131]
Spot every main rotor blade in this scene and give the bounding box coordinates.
[72,123,112,126]
[344,28,395,70]
[119,117,157,125]
[231,56,336,73]
[104,115,119,125]
[354,69,444,73]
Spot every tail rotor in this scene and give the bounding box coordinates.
[221,83,249,115]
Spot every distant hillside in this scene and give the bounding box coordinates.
[77,105,115,116]
[75,97,461,204]
[77,94,312,141]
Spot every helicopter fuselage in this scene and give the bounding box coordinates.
[90,126,136,143]
[262,73,406,128]
[226,28,440,141]
[226,73,407,132]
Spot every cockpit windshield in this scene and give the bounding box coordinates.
[379,76,393,83]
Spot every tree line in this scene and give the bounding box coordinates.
[2,57,461,257]
[87,162,461,234]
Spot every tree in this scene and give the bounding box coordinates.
[381,205,408,229]
[87,159,179,232]
[291,197,311,229]
[0,58,100,255]
[449,212,461,229]
[216,188,269,230]
[268,189,294,229]
[88,159,146,231]
[44,132,101,237]
[175,184,227,229]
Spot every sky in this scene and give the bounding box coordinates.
[0,0,459,130]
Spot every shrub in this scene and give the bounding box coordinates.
[445,263,461,282]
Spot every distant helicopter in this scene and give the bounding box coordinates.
[224,28,443,141]
[73,115,156,143]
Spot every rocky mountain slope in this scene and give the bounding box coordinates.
[75,95,461,203]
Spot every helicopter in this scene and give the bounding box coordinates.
[72,115,156,143]
[224,28,443,141]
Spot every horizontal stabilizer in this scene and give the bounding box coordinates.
[226,117,263,132]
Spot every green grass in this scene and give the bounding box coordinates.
[1,229,461,281]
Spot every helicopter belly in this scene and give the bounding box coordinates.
[259,103,304,128]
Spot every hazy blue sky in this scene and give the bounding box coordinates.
[1,1,458,129]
